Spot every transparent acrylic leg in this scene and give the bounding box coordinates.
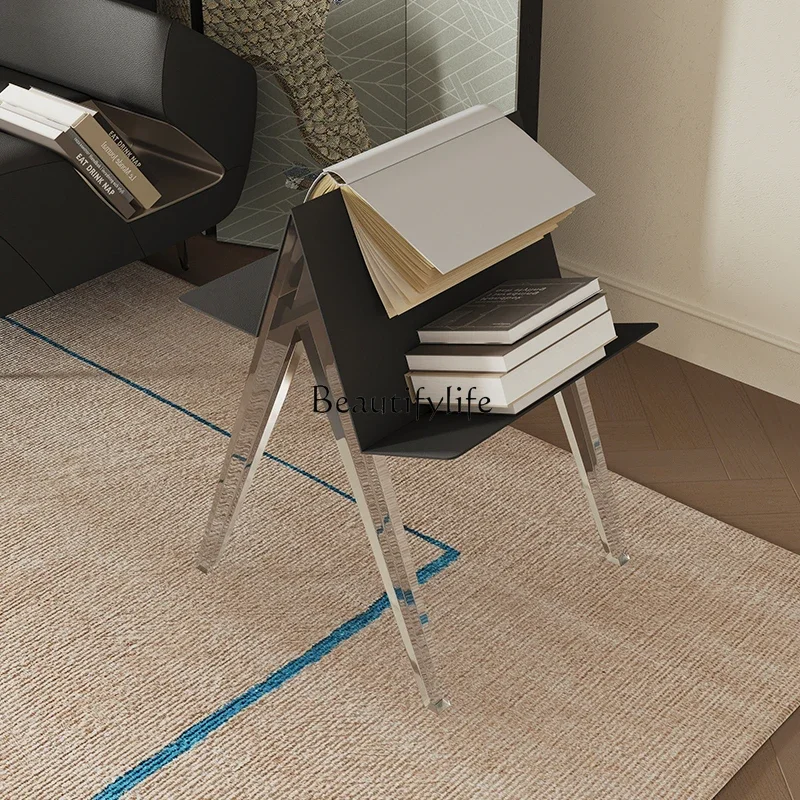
[197,218,310,573]
[197,337,302,572]
[197,212,446,707]
[555,377,630,566]
[300,324,448,711]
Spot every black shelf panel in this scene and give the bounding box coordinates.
[293,189,564,457]
[180,253,277,336]
[181,190,657,464]
[363,322,657,460]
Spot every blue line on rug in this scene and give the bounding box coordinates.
[92,548,457,800]
[3,317,231,436]
[2,316,458,558]
[2,315,461,797]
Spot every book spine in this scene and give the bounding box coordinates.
[85,103,144,171]
[58,130,136,219]
[75,117,160,209]
[106,127,143,169]
[67,130,138,206]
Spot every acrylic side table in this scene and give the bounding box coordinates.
[183,189,657,710]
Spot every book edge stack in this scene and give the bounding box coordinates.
[0,83,161,220]
[405,278,616,415]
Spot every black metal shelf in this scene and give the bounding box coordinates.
[364,323,656,460]
[183,190,659,465]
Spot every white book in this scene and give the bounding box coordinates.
[307,105,594,317]
[407,311,616,408]
[486,349,606,414]
[407,294,608,372]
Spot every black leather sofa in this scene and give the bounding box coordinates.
[0,0,256,315]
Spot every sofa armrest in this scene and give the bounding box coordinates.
[0,0,256,171]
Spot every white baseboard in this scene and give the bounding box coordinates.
[559,258,800,405]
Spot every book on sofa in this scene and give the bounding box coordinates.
[0,104,138,219]
[306,104,594,317]
[0,83,160,210]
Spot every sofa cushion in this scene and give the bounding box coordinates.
[0,127,60,176]
[0,65,88,101]
[0,66,89,176]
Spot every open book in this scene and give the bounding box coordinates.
[307,105,594,317]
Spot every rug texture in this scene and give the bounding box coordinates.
[2,263,800,800]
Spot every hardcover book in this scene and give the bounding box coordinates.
[0,106,136,219]
[406,294,608,372]
[407,311,616,412]
[0,84,160,209]
[484,349,606,415]
[418,277,601,345]
[306,105,594,317]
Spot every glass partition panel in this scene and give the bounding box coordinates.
[407,0,520,131]
[162,0,520,247]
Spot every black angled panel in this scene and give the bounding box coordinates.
[291,189,562,454]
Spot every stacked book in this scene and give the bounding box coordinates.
[405,278,615,414]
[0,84,160,219]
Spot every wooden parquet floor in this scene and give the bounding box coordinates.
[515,343,800,800]
[157,239,800,800]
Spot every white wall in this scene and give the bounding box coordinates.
[539,0,800,403]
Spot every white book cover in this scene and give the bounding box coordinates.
[406,295,609,373]
[29,86,97,113]
[0,105,62,139]
[0,84,88,127]
[490,349,605,414]
[320,104,594,276]
[0,102,70,132]
[408,311,615,407]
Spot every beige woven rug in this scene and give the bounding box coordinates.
[2,263,800,800]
